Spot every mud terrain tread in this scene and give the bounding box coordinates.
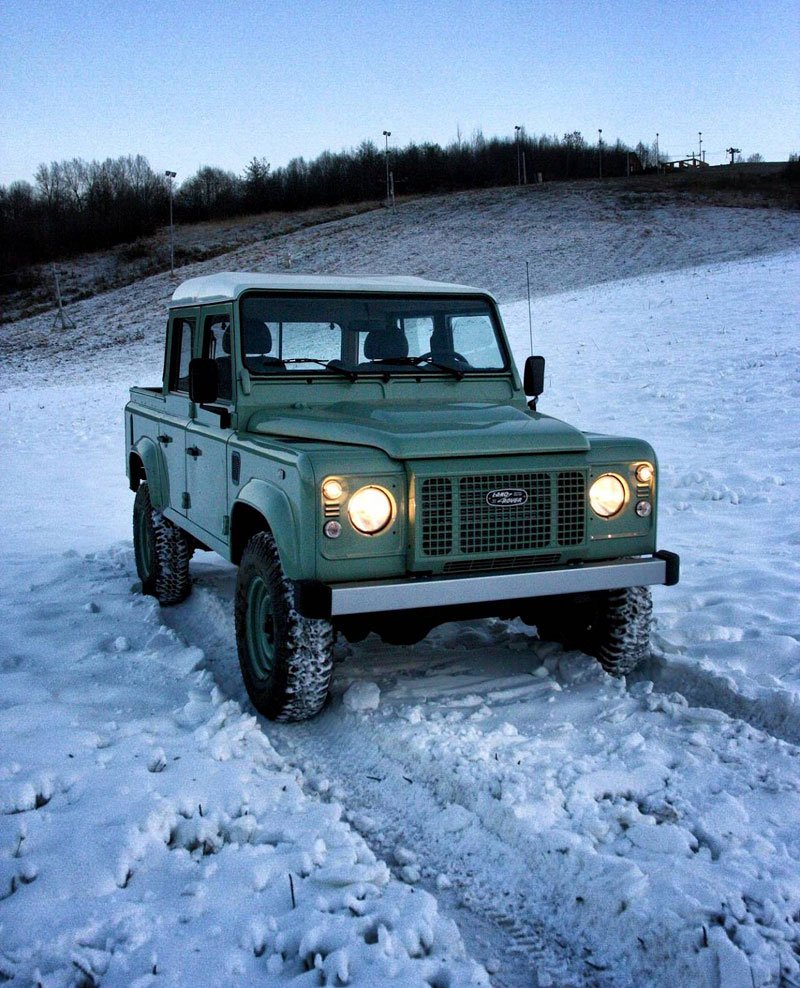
[592,586,653,676]
[235,531,334,722]
[133,482,192,606]
[535,586,652,677]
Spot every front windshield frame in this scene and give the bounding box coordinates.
[237,290,511,378]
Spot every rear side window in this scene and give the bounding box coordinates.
[168,317,195,393]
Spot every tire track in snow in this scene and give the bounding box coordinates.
[636,650,800,747]
[163,568,800,988]
[277,723,617,988]
[163,574,616,988]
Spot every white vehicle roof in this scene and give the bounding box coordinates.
[170,272,491,307]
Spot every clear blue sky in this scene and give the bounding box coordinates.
[1,0,797,186]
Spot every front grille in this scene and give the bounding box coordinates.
[420,477,453,556]
[557,471,586,546]
[460,473,551,553]
[443,554,561,574]
[419,470,586,560]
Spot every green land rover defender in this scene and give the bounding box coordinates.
[126,273,679,721]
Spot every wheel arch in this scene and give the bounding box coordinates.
[231,479,303,578]
[129,451,145,490]
[129,437,169,508]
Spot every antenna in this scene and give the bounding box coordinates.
[526,261,534,356]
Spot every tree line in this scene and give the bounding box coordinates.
[1,130,655,284]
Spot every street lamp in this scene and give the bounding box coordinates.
[514,125,522,185]
[382,131,391,207]
[598,129,603,179]
[656,132,660,169]
[698,131,703,163]
[165,170,177,275]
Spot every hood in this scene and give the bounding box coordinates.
[247,402,590,458]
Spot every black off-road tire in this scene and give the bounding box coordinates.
[235,531,334,722]
[588,586,653,676]
[133,482,192,606]
[535,586,652,677]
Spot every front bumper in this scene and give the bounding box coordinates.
[295,550,679,619]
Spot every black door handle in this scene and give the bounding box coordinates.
[157,434,172,445]
[186,446,202,458]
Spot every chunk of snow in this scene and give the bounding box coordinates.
[342,681,380,712]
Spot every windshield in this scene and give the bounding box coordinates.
[238,293,508,376]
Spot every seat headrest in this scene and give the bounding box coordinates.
[243,317,273,353]
[364,327,408,360]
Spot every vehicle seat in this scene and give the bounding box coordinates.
[242,318,286,373]
[358,326,409,368]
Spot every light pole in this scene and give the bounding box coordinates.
[514,125,522,185]
[698,132,703,163]
[165,170,177,275]
[655,132,659,170]
[598,129,603,179]
[382,131,391,207]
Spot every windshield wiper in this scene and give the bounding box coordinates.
[283,358,359,382]
[411,355,465,380]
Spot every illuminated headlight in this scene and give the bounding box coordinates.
[635,463,654,484]
[322,478,344,500]
[348,486,394,534]
[589,474,627,518]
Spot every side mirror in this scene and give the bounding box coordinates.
[524,355,545,398]
[189,358,219,405]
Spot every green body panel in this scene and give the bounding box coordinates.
[125,276,669,600]
[247,401,590,459]
[234,478,305,579]
[131,435,169,509]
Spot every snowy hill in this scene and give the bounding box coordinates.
[1,191,799,987]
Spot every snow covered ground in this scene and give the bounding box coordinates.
[1,197,799,987]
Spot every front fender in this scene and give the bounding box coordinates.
[235,478,304,579]
[133,437,169,509]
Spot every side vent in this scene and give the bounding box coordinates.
[231,452,241,486]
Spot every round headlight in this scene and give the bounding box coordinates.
[589,474,627,518]
[322,478,344,500]
[348,486,393,534]
[635,463,654,484]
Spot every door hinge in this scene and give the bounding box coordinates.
[222,515,230,536]
[157,433,173,445]
[181,492,191,509]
